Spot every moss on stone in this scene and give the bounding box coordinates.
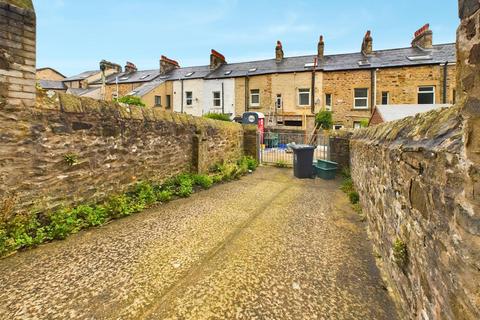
[3,0,33,10]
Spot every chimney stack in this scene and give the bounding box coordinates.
[275,40,284,63]
[317,35,325,60]
[160,55,180,75]
[210,49,226,70]
[99,60,122,73]
[411,24,433,49]
[361,30,373,56]
[124,61,137,73]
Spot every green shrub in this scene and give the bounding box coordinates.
[46,208,83,240]
[175,174,194,197]
[393,239,408,268]
[340,167,351,179]
[193,174,213,189]
[64,153,78,166]
[117,96,146,107]
[315,111,333,130]
[275,160,288,168]
[134,182,156,206]
[348,191,360,204]
[244,156,258,171]
[75,204,107,227]
[156,190,173,203]
[105,195,135,218]
[340,177,354,194]
[203,113,231,122]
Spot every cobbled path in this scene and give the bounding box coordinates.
[0,167,398,319]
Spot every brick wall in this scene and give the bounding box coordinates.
[0,91,246,220]
[0,0,36,108]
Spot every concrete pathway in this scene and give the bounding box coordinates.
[0,167,398,319]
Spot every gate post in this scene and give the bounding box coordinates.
[242,124,259,161]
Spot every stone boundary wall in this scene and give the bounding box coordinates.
[350,106,479,319]
[0,91,245,219]
[0,0,36,107]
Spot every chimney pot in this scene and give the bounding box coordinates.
[411,23,433,49]
[275,40,284,62]
[361,30,373,56]
[210,49,227,70]
[318,35,325,60]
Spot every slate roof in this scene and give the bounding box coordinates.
[38,80,66,90]
[67,87,100,97]
[374,104,452,122]
[206,43,456,79]
[129,79,168,97]
[103,69,162,85]
[86,42,456,97]
[63,70,100,82]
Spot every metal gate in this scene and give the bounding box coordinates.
[257,131,330,166]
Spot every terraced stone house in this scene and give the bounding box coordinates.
[91,24,457,129]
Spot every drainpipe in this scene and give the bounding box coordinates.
[371,69,377,115]
[443,62,448,104]
[221,82,225,114]
[181,79,184,113]
[245,76,250,112]
[311,57,317,115]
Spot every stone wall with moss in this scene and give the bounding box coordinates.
[0,90,245,221]
[350,2,480,318]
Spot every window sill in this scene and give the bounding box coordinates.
[351,108,370,111]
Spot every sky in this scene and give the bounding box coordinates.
[33,0,459,77]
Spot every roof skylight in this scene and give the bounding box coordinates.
[224,70,232,75]
[248,68,257,72]
[357,60,371,67]
[140,74,150,79]
[119,76,130,81]
[304,62,315,68]
[407,55,433,61]
[185,72,195,77]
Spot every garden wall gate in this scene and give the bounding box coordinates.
[257,131,330,166]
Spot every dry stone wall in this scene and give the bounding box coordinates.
[350,2,480,318]
[0,91,245,220]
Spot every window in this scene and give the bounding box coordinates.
[325,93,332,111]
[298,88,311,106]
[354,88,369,109]
[333,124,344,130]
[213,91,221,107]
[250,89,260,107]
[276,94,282,109]
[453,89,456,104]
[154,96,161,107]
[166,95,171,109]
[418,86,435,104]
[185,91,193,106]
[381,91,389,105]
[284,120,303,127]
[353,121,363,129]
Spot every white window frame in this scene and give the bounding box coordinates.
[325,93,332,111]
[381,91,389,105]
[213,91,221,107]
[250,89,260,107]
[154,95,162,107]
[298,88,311,106]
[353,121,363,129]
[185,91,193,106]
[354,88,369,109]
[417,86,435,104]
